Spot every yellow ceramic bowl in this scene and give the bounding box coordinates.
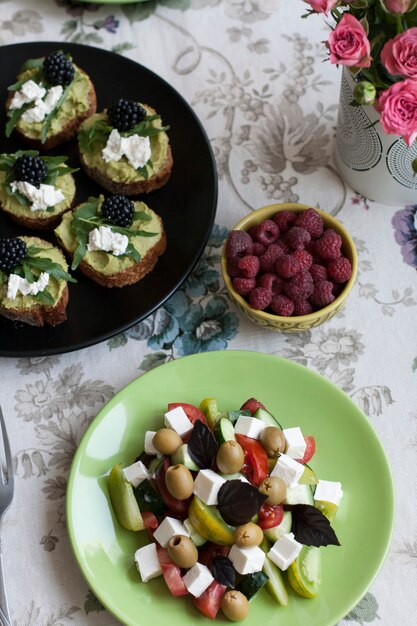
[221,203,358,332]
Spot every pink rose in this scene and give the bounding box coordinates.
[377,80,417,145]
[381,28,417,78]
[327,14,372,68]
[382,0,416,14]
[304,0,339,14]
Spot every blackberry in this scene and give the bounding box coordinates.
[107,99,146,132]
[101,195,134,227]
[43,50,74,86]
[0,238,27,273]
[14,155,48,187]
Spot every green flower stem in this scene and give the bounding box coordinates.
[396,15,404,34]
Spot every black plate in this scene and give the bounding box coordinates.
[0,42,217,357]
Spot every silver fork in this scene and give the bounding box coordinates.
[0,408,13,626]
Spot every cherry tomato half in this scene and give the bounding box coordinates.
[258,503,284,530]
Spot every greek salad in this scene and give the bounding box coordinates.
[108,397,342,621]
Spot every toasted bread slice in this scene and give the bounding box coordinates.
[55,200,167,288]
[0,237,70,327]
[6,64,96,150]
[78,105,172,196]
[0,171,76,230]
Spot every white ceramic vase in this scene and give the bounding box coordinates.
[334,68,417,206]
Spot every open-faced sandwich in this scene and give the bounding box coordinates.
[0,151,77,230]
[5,50,96,150]
[54,194,167,287]
[77,98,172,195]
[0,236,76,326]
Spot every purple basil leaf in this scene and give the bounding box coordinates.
[211,556,235,588]
[188,420,218,469]
[291,504,341,547]
[218,479,267,526]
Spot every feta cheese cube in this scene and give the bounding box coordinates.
[123,460,150,488]
[87,225,128,256]
[164,406,193,437]
[153,517,189,548]
[229,544,265,575]
[182,562,214,597]
[267,532,303,571]
[193,469,226,505]
[144,431,161,456]
[134,543,162,582]
[270,454,305,487]
[234,416,266,439]
[283,427,306,459]
[314,480,343,507]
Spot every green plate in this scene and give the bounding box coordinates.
[67,351,394,626]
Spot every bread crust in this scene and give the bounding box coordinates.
[56,215,167,288]
[0,175,77,230]
[79,143,173,196]
[0,283,69,327]
[6,69,97,150]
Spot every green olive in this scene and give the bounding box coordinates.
[259,426,286,457]
[259,476,287,505]
[153,428,182,455]
[221,590,249,622]
[167,535,198,568]
[234,522,263,548]
[216,441,244,474]
[165,464,194,500]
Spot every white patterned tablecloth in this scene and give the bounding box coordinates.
[0,1,415,625]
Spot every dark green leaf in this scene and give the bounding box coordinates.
[211,556,235,588]
[21,58,44,71]
[72,239,87,271]
[22,262,36,283]
[123,243,141,262]
[78,118,112,153]
[218,480,267,526]
[133,211,152,222]
[35,288,55,305]
[5,104,32,137]
[25,255,77,283]
[291,504,340,547]
[41,83,72,144]
[188,420,218,469]
[135,165,149,179]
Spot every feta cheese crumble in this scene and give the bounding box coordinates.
[102,129,151,170]
[10,180,65,212]
[21,85,63,124]
[7,272,50,300]
[87,226,128,256]
[9,80,46,109]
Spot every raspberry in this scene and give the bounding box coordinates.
[240,398,266,414]
[253,242,266,256]
[293,249,313,271]
[238,255,260,278]
[295,208,324,239]
[276,237,291,254]
[227,257,242,278]
[309,280,335,307]
[252,219,279,246]
[226,230,253,258]
[232,277,256,296]
[275,254,301,279]
[286,226,311,251]
[249,287,272,310]
[283,270,314,300]
[327,257,352,283]
[108,98,147,132]
[310,263,328,283]
[270,295,294,316]
[293,299,313,316]
[259,243,284,272]
[332,282,344,298]
[315,229,342,260]
[257,273,284,295]
[273,210,297,233]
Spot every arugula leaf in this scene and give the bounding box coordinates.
[27,245,54,255]
[24,256,77,283]
[20,58,44,72]
[0,271,4,287]
[5,103,32,137]
[135,165,149,179]
[41,83,71,144]
[44,164,79,186]
[72,239,87,271]
[122,243,141,263]
[35,288,55,305]
[133,211,152,222]
[22,262,36,283]
[78,118,112,153]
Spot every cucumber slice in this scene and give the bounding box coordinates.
[264,511,292,543]
[315,499,338,522]
[260,539,288,606]
[183,517,207,547]
[171,444,199,471]
[287,546,321,598]
[148,456,164,475]
[134,479,166,516]
[299,464,319,486]
[227,410,251,424]
[108,464,145,531]
[214,417,236,444]
[284,483,314,506]
[219,472,247,481]
[254,407,283,429]
[236,571,269,600]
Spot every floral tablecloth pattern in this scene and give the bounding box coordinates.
[0,1,416,625]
